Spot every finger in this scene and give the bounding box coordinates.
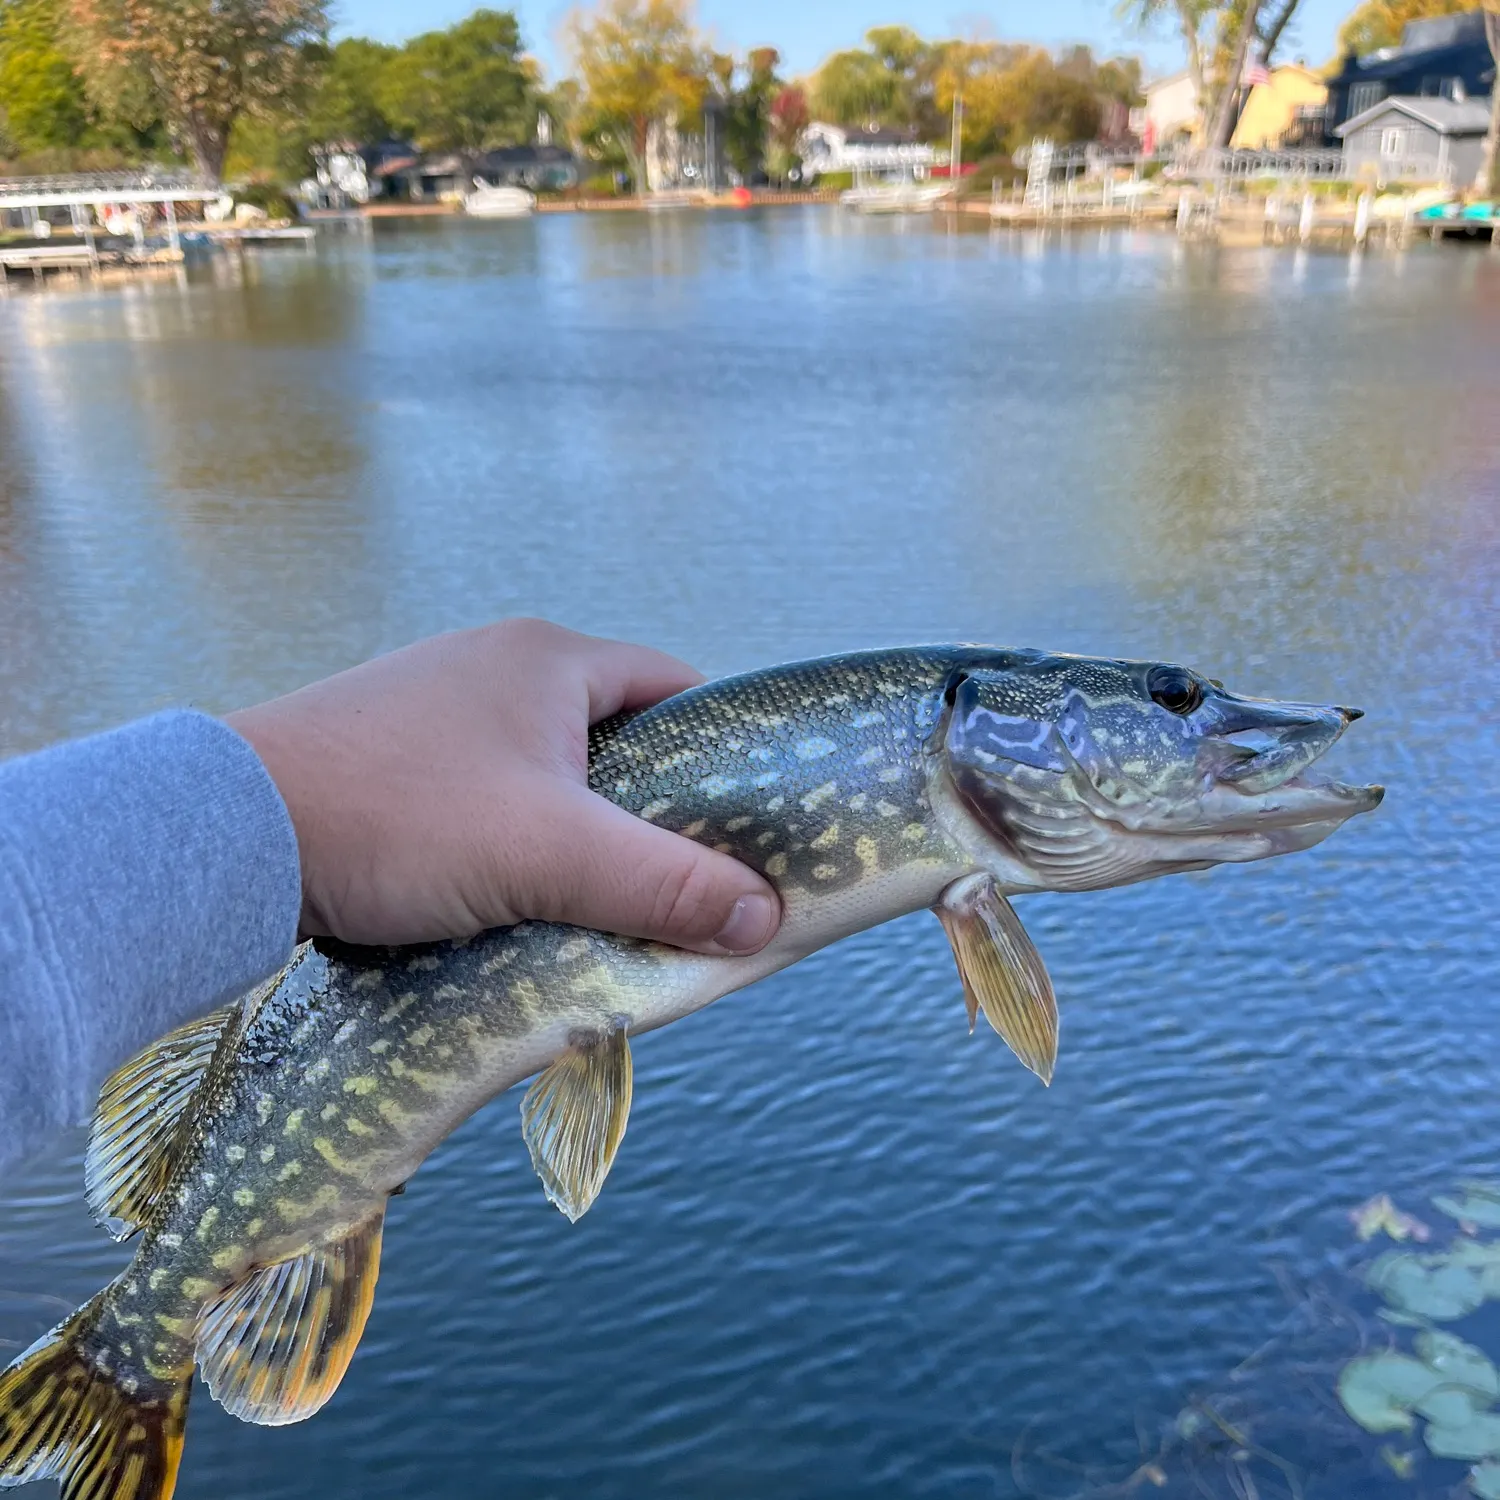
[520,785,781,956]
[579,637,708,721]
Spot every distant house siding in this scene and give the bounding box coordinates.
[1341,110,1486,183]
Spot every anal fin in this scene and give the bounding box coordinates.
[521,1020,633,1223]
[86,1002,241,1241]
[195,1206,384,1427]
[935,874,1059,1085]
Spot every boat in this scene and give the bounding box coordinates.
[462,181,535,218]
[838,167,947,215]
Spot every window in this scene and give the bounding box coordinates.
[1349,82,1386,117]
[1380,127,1405,156]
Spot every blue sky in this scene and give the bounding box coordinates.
[331,0,1355,81]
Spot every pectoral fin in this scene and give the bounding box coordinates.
[935,875,1059,1085]
[521,1020,633,1223]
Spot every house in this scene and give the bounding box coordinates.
[1131,71,1201,150]
[1324,10,1495,140]
[1230,63,1329,148]
[798,122,937,178]
[1337,95,1491,185]
[475,146,579,192]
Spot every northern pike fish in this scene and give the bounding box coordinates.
[0,645,1382,1500]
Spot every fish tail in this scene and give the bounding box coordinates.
[0,1281,190,1500]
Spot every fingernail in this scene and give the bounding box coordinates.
[711,893,778,955]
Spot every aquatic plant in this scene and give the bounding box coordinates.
[1337,1182,1500,1499]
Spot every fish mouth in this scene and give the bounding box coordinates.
[1207,707,1384,831]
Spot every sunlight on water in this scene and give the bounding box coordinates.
[1,212,1497,1499]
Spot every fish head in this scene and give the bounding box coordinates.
[931,650,1383,893]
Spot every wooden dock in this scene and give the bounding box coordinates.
[0,243,97,282]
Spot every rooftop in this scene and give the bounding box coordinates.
[1337,93,1493,135]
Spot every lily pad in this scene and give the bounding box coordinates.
[1434,1193,1500,1230]
[1415,1331,1500,1400]
[1473,1459,1500,1499]
[1423,1411,1500,1461]
[1368,1252,1488,1321]
[1353,1193,1432,1242]
[1339,1353,1445,1433]
[1418,1387,1487,1426]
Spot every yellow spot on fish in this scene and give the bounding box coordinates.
[155,1314,192,1335]
[810,823,841,850]
[181,1276,216,1298]
[766,795,785,812]
[344,1075,379,1096]
[877,800,901,818]
[725,816,752,832]
[211,1246,244,1271]
[766,853,788,878]
[388,1057,408,1078]
[855,836,880,871]
[148,1269,169,1291]
[313,1136,360,1174]
[321,1103,340,1122]
[902,823,927,842]
[480,951,515,975]
[812,863,839,880]
[408,1024,435,1047]
[825,693,851,707]
[346,1116,375,1137]
[367,1038,391,1055]
[381,991,420,1021]
[225,1144,246,1164]
[755,830,778,847]
[354,970,385,992]
[856,746,884,766]
[681,819,707,837]
[852,710,883,729]
[256,1095,275,1126]
[849,792,869,811]
[795,737,837,761]
[276,1159,303,1182]
[259,1145,276,1163]
[377,1097,413,1127]
[878,767,903,784]
[640,798,673,822]
[696,775,736,798]
[159,1233,182,1249]
[752,771,781,788]
[303,1057,331,1084]
[246,1218,264,1236]
[194,1208,219,1242]
[276,1185,340,1224]
[283,1109,305,1136]
[556,939,590,964]
[233,1187,256,1206]
[408,954,441,972]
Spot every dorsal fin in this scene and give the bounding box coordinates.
[195,1208,385,1427]
[85,1003,241,1241]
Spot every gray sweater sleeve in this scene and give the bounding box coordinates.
[0,712,302,1177]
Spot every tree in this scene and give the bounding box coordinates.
[63,0,326,181]
[812,26,944,132]
[1480,6,1499,196]
[568,0,708,195]
[765,80,806,182]
[1118,0,1305,147]
[0,0,91,154]
[305,36,395,145]
[960,48,1101,156]
[1337,0,1470,53]
[378,10,533,153]
[722,45,777,181]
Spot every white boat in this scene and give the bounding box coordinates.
[462,181,536,218]
[839,168,946,215]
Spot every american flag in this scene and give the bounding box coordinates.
[1243,54,1272,87]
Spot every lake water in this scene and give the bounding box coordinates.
[1,210,1497,1499]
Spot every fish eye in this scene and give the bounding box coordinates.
[1147,665,1204,716]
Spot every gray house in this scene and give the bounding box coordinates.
[1337,95,1492,186]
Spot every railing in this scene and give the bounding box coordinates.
[1167,147,1347,180]
[0,169,215,198]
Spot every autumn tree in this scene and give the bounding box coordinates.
[765,80,806,182]
[378,10,534,153]
[1337,0,1472,51]
[960,48,1102,156]
[568,0,707,194]
[63,0,325,180]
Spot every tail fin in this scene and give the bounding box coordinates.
[0,1290,190,1500]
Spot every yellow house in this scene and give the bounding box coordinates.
[1231,64,1329,149]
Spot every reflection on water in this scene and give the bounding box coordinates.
[0,213,1497,1499]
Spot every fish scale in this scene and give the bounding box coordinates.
[0,644,1382,1500]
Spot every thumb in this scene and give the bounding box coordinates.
[524,785,782,956]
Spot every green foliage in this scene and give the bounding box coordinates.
[812,43,904,128]
[722,44,778,180]
[961,49,1103,156]
[378,9,533,152]
[306,37,395,145]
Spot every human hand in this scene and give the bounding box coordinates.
[226,619,782,954]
